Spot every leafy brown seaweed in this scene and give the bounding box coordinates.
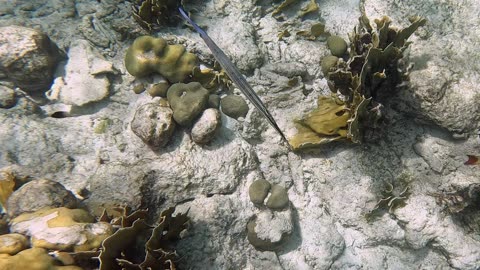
[289,14,426,150]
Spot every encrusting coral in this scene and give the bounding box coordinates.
[289,14,426,150]
[125,36,197,83]
[167,82,210,126]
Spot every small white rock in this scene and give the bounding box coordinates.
[191,108,221,144]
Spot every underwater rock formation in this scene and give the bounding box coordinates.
[247,210,293,251]
[0,233,28,255]
[0,85,16,109]
[0,247,82,270]
[0,26,62,92]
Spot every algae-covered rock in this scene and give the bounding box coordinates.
[0,170,15,213]
[0,248,82,270]
[167,82,209,126]
[125,36,197,83]
[321,55,339,76]
[266,184,289,210]
[10,207,113,252]
[147,82,169,98]
[0,234,28,255]
[249,179,271,205]
[191,108,222,144]
[220,95,249,119]
[327,35,348,57]
[130,102,176,148]
[208,94,220,109]
[0,85,16,109]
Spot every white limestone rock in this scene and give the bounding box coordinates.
[46,40,114,106]
[10,207,113,252]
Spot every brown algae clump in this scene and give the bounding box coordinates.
[289,15,426,150]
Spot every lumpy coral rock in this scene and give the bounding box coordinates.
[124,36,197,83]
[220,95,249,119]
[167,82,209,126]
[130,102,176,148]
[247,210,293,251]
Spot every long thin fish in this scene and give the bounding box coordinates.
[178,6,288,143]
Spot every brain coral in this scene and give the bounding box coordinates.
[124,36,197,83]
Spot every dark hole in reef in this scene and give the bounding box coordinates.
[50,111,69,118]
[335,109,347,116]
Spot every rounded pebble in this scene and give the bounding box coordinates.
[321,55,339,76]
[220,95,249,119]
[248,179,271,205]
[327,35,348,57]
[266,184,289,210]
